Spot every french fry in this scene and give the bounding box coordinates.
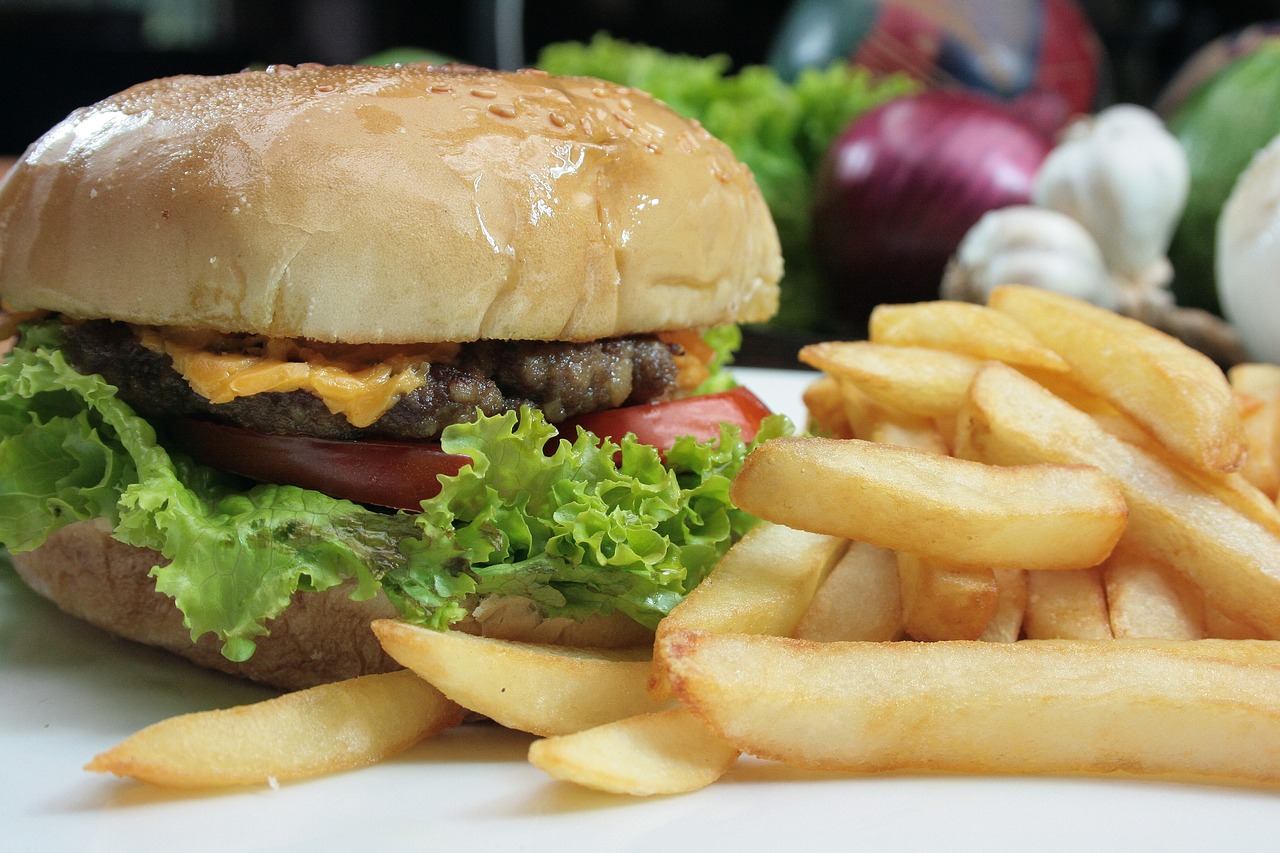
[1022,567,1113,640]
[794,541,904,642]
[1206,607,1267,640]
[989,284,1243,474]
[86,670,462,788]
[1228,363,1280,399]
[1022,389,1280,545]
[650,522,845,698]
[535,523,843,796]
[1229,363,1280,498]
[834,377,949,453]
[834,377,882,439]
[372,620,666,736]
[731,436,1127,571]
[1102,545,1205,640]
[527,707,738,796]
[979,569,1027,643]
[799,340,980,420]
[662,629,1280,786]
[868,300,1069,372]
[1052,378,1280,539]
[960,361,1280,638]
[1095,413,1280,540]
[803,374,853,438]
[864,409,950,455]
[1237,394,1278,498]
[896,552,998,641]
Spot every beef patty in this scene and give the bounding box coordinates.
[60,320,679,441]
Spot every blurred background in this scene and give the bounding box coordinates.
[0,0,1265,156]
[1,0,779,155]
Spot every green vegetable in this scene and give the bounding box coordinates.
[694,324,742,395]
[0,322,786,662]
[536,33,915,333]
[359,46,457,67]
[1166,40,1280,316]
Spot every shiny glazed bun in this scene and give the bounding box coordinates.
[0,63,782,343]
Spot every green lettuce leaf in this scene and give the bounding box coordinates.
[693,324,743,395]
[0,322,787,660]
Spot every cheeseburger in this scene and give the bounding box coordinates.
[0,63,785,690]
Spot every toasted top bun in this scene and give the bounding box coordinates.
[0,63,781,343]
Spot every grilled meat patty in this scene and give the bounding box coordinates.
[60,320,679,441]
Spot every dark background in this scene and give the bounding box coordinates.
[0,0,1273,156]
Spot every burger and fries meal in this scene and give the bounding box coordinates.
[4,61,1280,798]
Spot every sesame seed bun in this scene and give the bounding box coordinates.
[0,63,781,344]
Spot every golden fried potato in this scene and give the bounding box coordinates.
[527,707,738,796]
[979,569,1027,643]
[802,374,854,438]
[961,361,1280,638]
[1102,544,1206,640]
[896,552,998,641]
[1023,567,1113,640]
[989,284,1243,474]
[373,621,666,736]
[86,670,462,788]
[868,300,1068,372]
[732,436,1127,571]
[663,629,1280,786]
[1229,363,1280,498]
[650,522,845,698]
[794,541,904,642]
[800,341,980,420]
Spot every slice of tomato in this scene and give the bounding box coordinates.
[165,387,771,512]
[165,420,469,513]
[560,386,772,449]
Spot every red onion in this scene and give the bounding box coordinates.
[812,90,1052,330]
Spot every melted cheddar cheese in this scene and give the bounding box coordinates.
[658,328,714,392]
[138,328,460,428]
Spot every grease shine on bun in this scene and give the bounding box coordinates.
[0,63,781,343]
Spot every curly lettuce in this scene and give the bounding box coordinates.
[0,323,787,661]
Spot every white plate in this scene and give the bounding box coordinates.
[4,367,1280,851]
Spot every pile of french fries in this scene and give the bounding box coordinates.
[88,284,1280,793]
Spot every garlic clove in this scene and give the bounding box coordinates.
[1217,131,1280,365]
[941,205,1117,310]
[1033,104,1189,279]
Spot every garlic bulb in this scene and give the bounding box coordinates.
[941,205,1117,309]
[1032,104,1188,283]
[1217,131,1280,365]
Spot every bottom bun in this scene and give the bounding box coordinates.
[12,519,653,691]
